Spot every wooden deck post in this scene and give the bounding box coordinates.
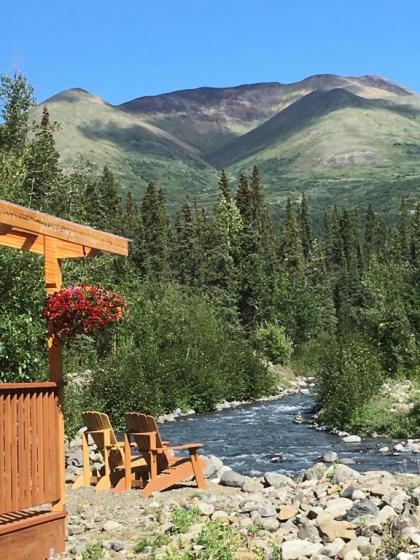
[44,236,65,512]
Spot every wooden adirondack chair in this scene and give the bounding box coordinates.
[73,411,147,492]
[124,412,206,497]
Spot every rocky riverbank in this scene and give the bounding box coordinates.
[59,454,420,560]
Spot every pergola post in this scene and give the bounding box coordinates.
[44,235,65,511]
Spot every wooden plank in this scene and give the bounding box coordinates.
[0,394,5,513]
[29,391,38,505]
[10,393,17,512]
[0,383,58,391]
[36,390,44,503]
[0,199,129,256]
[3,393,12,513]
[0,227,101,259]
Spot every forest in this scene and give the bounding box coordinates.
[0,73,419,438]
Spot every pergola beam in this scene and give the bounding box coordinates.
[0,200,129,257]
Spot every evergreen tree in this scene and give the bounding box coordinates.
[278,198,304,274]
[0,73,34,153]
[218,170,230,201]
[97,166,123,233]
[23,106,61,211]
[140,182,172,279]
[299,193,313,260]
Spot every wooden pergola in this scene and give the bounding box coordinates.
[0,200,129,560]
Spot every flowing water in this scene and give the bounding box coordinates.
[160,391,419,477]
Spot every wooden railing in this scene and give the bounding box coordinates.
[0,382,61,514]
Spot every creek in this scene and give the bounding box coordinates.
[160,390,419,476]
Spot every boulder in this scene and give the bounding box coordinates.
[242,479,264,493]
[342,435,361,443]
[378,505,397,524]
[322,451,338,463]
[346,500,379,521]
[258,502,277,518]
[278,504,299,521]
[328,464,360,484]
[322,498,354,519]
[264,472,294,488]
[219,470,248,488]
[318,520,356,542]
[281,539,323,560]
[297,519,320,542]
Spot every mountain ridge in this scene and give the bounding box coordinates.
[35,73,420,218]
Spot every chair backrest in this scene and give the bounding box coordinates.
[125,412,168,470]
[82,411,123,470]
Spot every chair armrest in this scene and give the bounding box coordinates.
[167,443,203,451]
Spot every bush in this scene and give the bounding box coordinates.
[253,322,292,365]
[316,334,384,428]
[86,282,275,429]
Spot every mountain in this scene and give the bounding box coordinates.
[36,74,420,217]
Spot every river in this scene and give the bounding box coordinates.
[160,391,419,476]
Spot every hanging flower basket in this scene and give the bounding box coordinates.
[45,285,127,343]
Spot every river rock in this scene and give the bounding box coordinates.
[328,464,360,484]
[378,505,397,524]
[322,451,338,463]
[318,519,356,541]
[304,463,327,481]
[297,519,320,542]
[346,500,379,521]
[320,538,346,557]
[342,435,361,443]
[264,472,294,488]
[198,502,214,516]
[258,502,277,518]
[281,539,323,559]
[259,517,280,532]
[242,479,264,493]
[322,497,354,519]
[102,520,121,532]
[219,470,248,488]
[382,490,408,512]
[278,504,299,521]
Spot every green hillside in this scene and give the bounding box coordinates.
[36,75,420,216]
[34,88,219,208]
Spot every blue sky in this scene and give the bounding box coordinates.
[1,0,420,104]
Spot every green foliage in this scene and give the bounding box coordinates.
[316,334,384,427]
[253,322,292,365]
[170,506,201,534]
[87,282,274,428]
[81,542,105,560]
[132,534,170,554]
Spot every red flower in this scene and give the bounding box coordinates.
[45,285,128,342]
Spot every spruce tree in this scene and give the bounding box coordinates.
[278,198,304,274]
[299,193,313,260]
[140,182,172,279]
[23,106,61,212]
[97,166,123,234]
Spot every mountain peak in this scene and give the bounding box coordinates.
[42,87,108,106]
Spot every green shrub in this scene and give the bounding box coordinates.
[86,282,275,429]
[316,334,384,428]
[170,506,200,534]
[253,322,293,365]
